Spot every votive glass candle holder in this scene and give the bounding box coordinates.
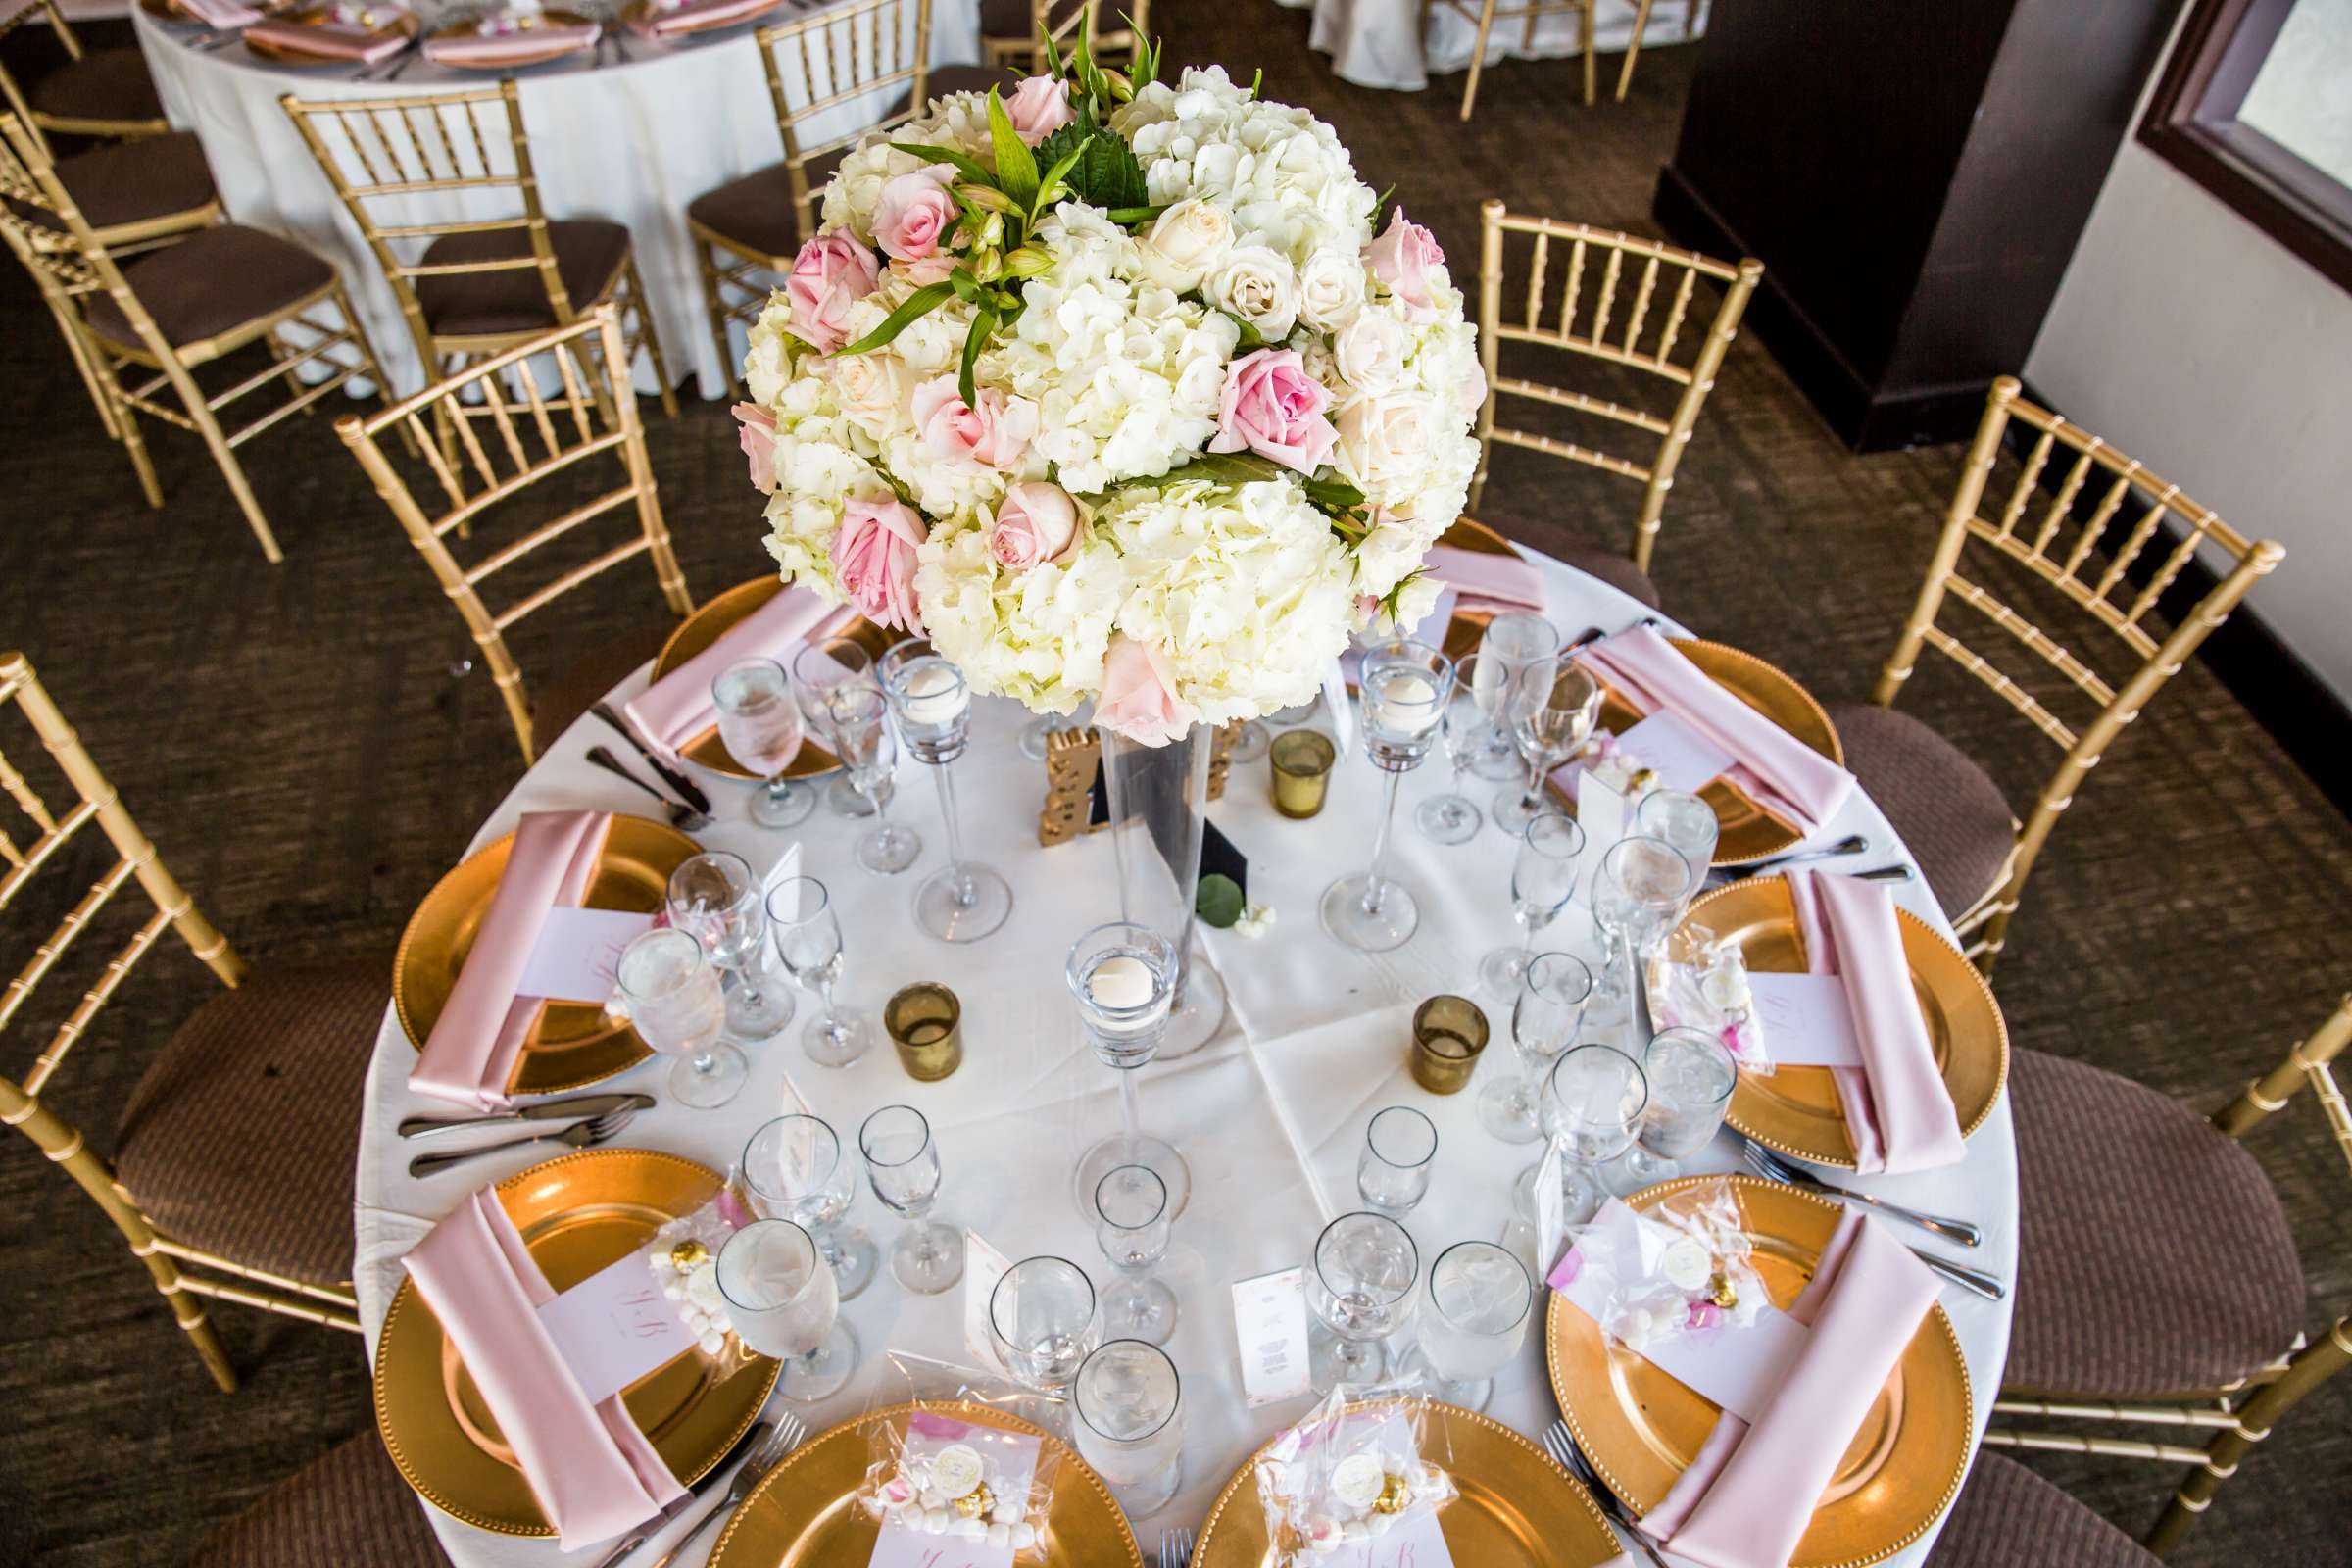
[883,982,963,1082]
[1269,730,1338,819]
[1408,994,1490,1095]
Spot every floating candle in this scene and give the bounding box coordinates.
[1368,670,1443,737]
[897,662,969,725]
[1088,955,1153,1009]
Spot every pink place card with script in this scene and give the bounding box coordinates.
[532,1250,696,1404]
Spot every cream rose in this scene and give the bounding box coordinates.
[1296,250,1366,333]
[1334,392,1434,489]
[1205,245,1298,342]
[1138,197,1236,291]
[827,349,907,436]
[1331,311,1406,394]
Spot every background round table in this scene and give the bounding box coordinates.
[133,0,982,400]
[350,548,2016,1567]
[1272,0,1705,94]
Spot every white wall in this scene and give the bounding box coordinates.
[2024,24,2352,703]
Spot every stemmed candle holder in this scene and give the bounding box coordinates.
[1066,921,1190,1221]
[881,640,1011,943]
[1320,639,1454,953]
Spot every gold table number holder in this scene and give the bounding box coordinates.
[1039,722,1240,846]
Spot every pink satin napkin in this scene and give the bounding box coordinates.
[1638,1212,1940,1568]
[1423,543,1545,614]
[403,1187,687,1548]
[632,0,775,35]
[621,585,854,760]
[1577,624,1856,832]
[422,19,598,63]
[244,11,411,60]
[408,810,612,1111]
[1787,869,1966,1174]
[175,0,263,26]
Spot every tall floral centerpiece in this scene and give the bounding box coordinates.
[735,24,1483,1058]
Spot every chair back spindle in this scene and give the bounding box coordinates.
[756,0,941,247]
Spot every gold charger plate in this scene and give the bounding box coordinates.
[1547,1175,1973,1568]
[374,1148,781,1536]
[425,6,599,65]
[243,3,418,60]
[709,1400,1142,1567]
[1671,875,2009,1168]
[391,813,695,1096]
[648,576,896,782]
[1194,1399,1623,1567]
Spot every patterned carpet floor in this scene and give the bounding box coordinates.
[2,5,2348,1564]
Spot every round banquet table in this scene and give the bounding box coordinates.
[352,548,2016,1568]
[131,0,982,401]
[1271,0,1705,95]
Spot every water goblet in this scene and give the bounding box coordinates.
[613,927,742,1108]
[1471,612,1559,786]
[1618,1026,1740,1186]
[1356,1105,1438,1215]
[1415,650,1492,846]
[763,874,870,1068]
[1093,1164,1177,1347]
[1477,951,1596,1145]
[665,851,794,1041]
[714,1218,858,1400]
[1495,655,1601,837]
[823,685,921,874]
[1072,1340,1185,1517]
[880,640,1012,943]
[858,1103,965,1294]
[990,1255,1100,1400]
[789,634,881,819]
[1515,1043,1649,1229]
[1402,1240,1533,1413]
[738,1114,878,1300]
[1636,787,1719,884]
[1590,835,1701,1040]
[1478,810,1587,996]
[1306,1210,1419,1395]
[1321,639,1454,953]
[711,658,813,829]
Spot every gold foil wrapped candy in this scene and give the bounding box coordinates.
[668,1239,710,1271]
[1373,1474,1408,1515]
[1706,1271,1739,1309]
[955,1483,995,1519]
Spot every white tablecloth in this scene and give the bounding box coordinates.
[352,548,2014,1568]
[1274,0,1703,93]
[132,0,980,400]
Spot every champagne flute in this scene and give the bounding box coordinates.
[1476,951,1595,1145]
[763,874,870,1068]
[1636,787,1719,885]
[858,1103,964,1293]
[1320,639,1453,953]
[613,927,741,1108]
[1516,1043,1649,1227]
[738,1113,878,1300]
[1093,1164,1177,1347]
[1590,835,1700,1041]
[714,1218,858,1400]
[1477,810,1587,996]
[1416,650,1492,846]
[1472,611,1559,788]
[711,658,813,829]
[1497,655,1600,836]
[664,851,793,1041]
[789,634,880,819]
[822,684,920,874]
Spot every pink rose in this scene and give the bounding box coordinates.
[732,402,776,492]
[831,495,927,634]
[1097,634,1197,746]
[872,165,958,261]
[990,482,1081,572]
[785,230,880,354]
[893,253,957,288]
[1365,208,1443,321]
[1208,348,1338,474]
[1004,75,1074,144]
[910,375,1038,471]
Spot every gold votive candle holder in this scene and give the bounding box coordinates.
[884,983,963,1082]
[1408,995,1490,1095]
[1270,729,1338,818]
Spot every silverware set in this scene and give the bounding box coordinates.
[1543,1419,1670,1568]
[592,1410,808,1568]
[398,1091,653,1141]
[1734,1136,2007,1300]
[587,744,712,830]
[593,701,715,817]
[1156,1526,1194,1568]
[408,1104,644,1177]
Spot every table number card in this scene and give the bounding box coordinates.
[1231,1266,1312,1407]
[532,1250,696,1404]
[962,1231,1013,1377]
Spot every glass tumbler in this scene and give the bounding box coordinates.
[1618,1026,1740,1186]
[1072,1340,1185,1517]
[1406,1240,1533,1413]
[714,1218,858,1401]
[1356,1106,1438,1215]
[614,927,742,1109]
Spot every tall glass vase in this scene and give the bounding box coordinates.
[1097,722,1229,1062]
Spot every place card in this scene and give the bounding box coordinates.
[1743,973,1864,1066]
[1614,710,1735,795]
[962,1230,1012,1377]
[1232,1265,1312,1407]
[1321,1509,1451,1568]
[533,1249,696,1404]
[869,1413,1043,1568]
[516,908,657,1004]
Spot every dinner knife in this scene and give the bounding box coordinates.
[397,1092,655,1141]
[591,701,714,818]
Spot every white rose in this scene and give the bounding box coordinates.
[1205,244,1298,341]
[1331,312,1406,394]
[1335,393,1435,490]
[827,349,907,437]
[1137,198,1235,290]
[1296,251,1365,332]
[1353,518,1429,594]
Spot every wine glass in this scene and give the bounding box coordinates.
[858,1103,965,1294]
[711,658,813,829]
[1495,655,1600,836]
[1636,787,1719,885]
[738,1114,878,1301]
[1617,1026,1740,1186]
[1356,1105,1437,1215]
[1477,810,1587,996]
[763,874,870,1068]
[1306,1211,1418,1394]
[665,851,793,1041]
[1516,1044,1649,1228]
[1590,835,1701,1041]
[822,685,921,874]
[1415,650,1492,846]
[1321,639,1453,953]
[1471,612,1559,786]
[713,1217,858,1400]
[989,1255,1100,1399]
[880,640,1012,943]
[789,634,880,820]
[1403,1240,1533,1413]
[1477,951,1595,1145]
[1072,1340,1185,1517]
[613,927,742,1108]
[1093,1164,1177,1347]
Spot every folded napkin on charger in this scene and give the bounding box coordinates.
[243,9,411,59]
[422,18,598,63]
[1788,868,1966,1173]
[631,0,775,35]
[174,0,264,27]
[1577,624,1857,833]
[621,585,856,761]
[1638,1211,1940,1568]
[408,809,612,1111]
[1422,542,1545,614]
[404,1188,687,1548]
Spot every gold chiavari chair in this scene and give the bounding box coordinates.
[280,80,677,417]
[1984,995,2352,1554]
[1437,0,1592,120]
[0,0,169,146]
[0,652,388,1391]
[1838,378,2283,968]
[1470,200,1761,577]
[337,306,695,764]
[0,112,397,563]
[979,0,1144,73]
[1611,0,1702,103]
[686,0,1001,383]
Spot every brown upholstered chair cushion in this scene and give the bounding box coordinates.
[413,220,629,338]
[28,47,166,126]
[113,961,386,1287]
[2008,1048,2306,1397]
[10,128,213,235]
[82,224,334,352]
[1823,701,2014,919]
[530,616,684,758]
[980,0,1030,34]
[185,1433,449,1568]
[1923,1452,2156,1568]
[689,148,852,263]
[1553,543,1663,612]
[920,64,1012,100]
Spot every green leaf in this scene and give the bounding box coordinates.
[1033,120,1089,175]
[1196,874,1245,929]
[957,299,997,407]
[1069,127,1149,211]
[1106,203,1170,227]
[1213,307,1266,351]
[831,280,956,358]
[1034,143,1088,220]
[888,142,998,189]
[1301,470,1366,513]
[1369,182,1395,233]
[986,88,1041,207]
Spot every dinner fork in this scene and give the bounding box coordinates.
[1738,1138,1984,1247]
[642,1410,808,1568]
[1542,1420,1669,1568]
[1157,1526,1194,1568]
[407,1107,640,1177]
